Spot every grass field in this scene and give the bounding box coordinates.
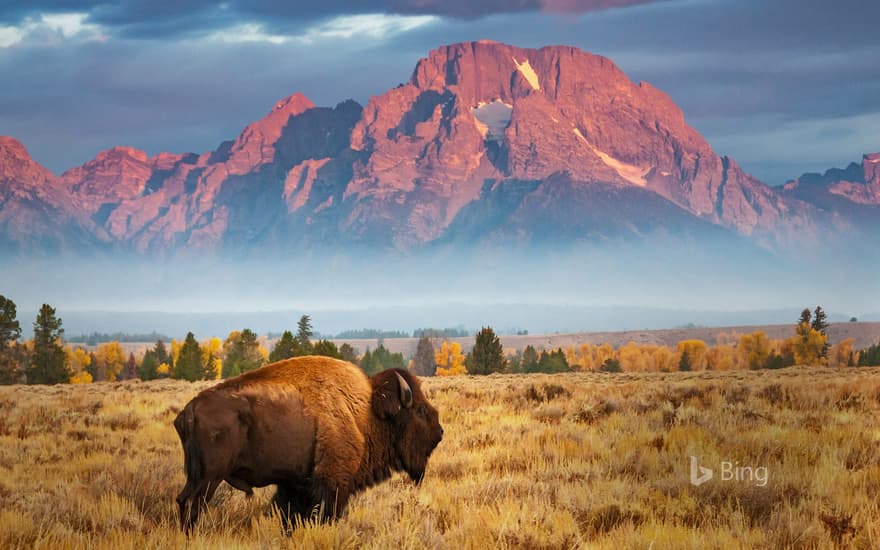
[1,367,879,549]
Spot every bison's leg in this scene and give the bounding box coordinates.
[310,420,360,522]
[178,479,220,532]
[273,481,312,532]
[310,476,352,522]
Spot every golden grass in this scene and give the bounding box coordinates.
[1,367,879,549]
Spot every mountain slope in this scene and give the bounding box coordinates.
[0,41,869,258]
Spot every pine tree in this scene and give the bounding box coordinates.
[599,357,622,373]
[339,343,357,363]
[411,336,435,376]
[154,340,169,365]
[537,348,570,373]
[296,315,313,353]
[28,304,68,384]
[222,329,263,378]
[798,308,812,328]
[123,352,137,380]
[811,306,829,333]
[174,332,205,382]
[269,330,300,362]
[139,351,159,380]
[360,348,374,375]
[468,326,505,375]
[0,295,22,384]
[678,350,692,371]
[521,345,539,373]
[312,339,342,359]
[811,306,830,358]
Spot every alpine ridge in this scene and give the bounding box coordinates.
[0,42,873,258]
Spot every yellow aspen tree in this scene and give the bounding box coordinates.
[651,346,676,372]
[65,345,92,382]
[96,341,126,381]
[831,338,855,368]
[202,337,223,379]
[577,343,594,371]
[435,341,467,376]
[676,340,708,371]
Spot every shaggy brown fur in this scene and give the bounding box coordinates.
[173,356,443,532]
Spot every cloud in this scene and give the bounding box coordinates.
[0,11,105,47]
[0,1,663,40]
[296,14,438,42]
[387,0,663,17]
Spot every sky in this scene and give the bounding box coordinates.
[0,0,878,185]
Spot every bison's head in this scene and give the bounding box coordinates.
[371,369,443,483]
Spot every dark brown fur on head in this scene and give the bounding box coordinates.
[370,368,443,483]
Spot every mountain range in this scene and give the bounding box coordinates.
[1,41,877,259]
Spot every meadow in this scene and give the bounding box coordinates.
[0,367,878,549]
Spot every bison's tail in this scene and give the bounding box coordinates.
[174,403,203,483]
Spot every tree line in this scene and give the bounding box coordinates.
[2,296,879,385]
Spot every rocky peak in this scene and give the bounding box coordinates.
[0,136,56,185]
[224,92,316,174]
[784,152,880,206]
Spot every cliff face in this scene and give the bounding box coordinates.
[0,41,866,257]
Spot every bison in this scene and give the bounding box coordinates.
[173,356,443,531]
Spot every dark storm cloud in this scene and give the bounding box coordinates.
[0,0,663,37]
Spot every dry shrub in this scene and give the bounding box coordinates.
[533,404,565,424]
[578,504,644,536]
[573,399,621,424]
[757,383,788,406]
[835,387,865,410]
[820,511,856,547]
[524,383,571,403]
[693,480,803,527]
[844,435,880,470]
[722,384,751,405]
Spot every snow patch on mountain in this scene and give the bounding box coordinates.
[512,57,540,90]
[573,128,647,187]
[473,100,513,141]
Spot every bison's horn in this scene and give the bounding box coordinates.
[396,372,413,408]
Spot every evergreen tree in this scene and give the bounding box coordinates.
[122,352,137,380]
[811,306,829,333]
[28,304,68,384]
[0,295,22,384]
[269,330,300,362]
[537,348,570,373]
[154,339,169,365]
[139,340,167,380]
[359,345,404,375]
[312,339,342,359]
[222,329,263,378]
[87,351,99,380]
[599,357,622,373]
[297,315,313,353]
[798,308,812,328]
[858,342,880,367]
[411,336,435,376]
[468,326,506,375]
[360,348,374,374]
[521,345,539,373]
[174,332,206,382]
[811,306,830,358]
[678,350,692,372]
[339,343,357,363]
[139,351,159,380]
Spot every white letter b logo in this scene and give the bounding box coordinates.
[690,456,713,486]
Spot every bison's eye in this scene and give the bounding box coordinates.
[416,405,427,417]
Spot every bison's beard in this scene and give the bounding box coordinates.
[400,446,432,485]
[407,467,426,485]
